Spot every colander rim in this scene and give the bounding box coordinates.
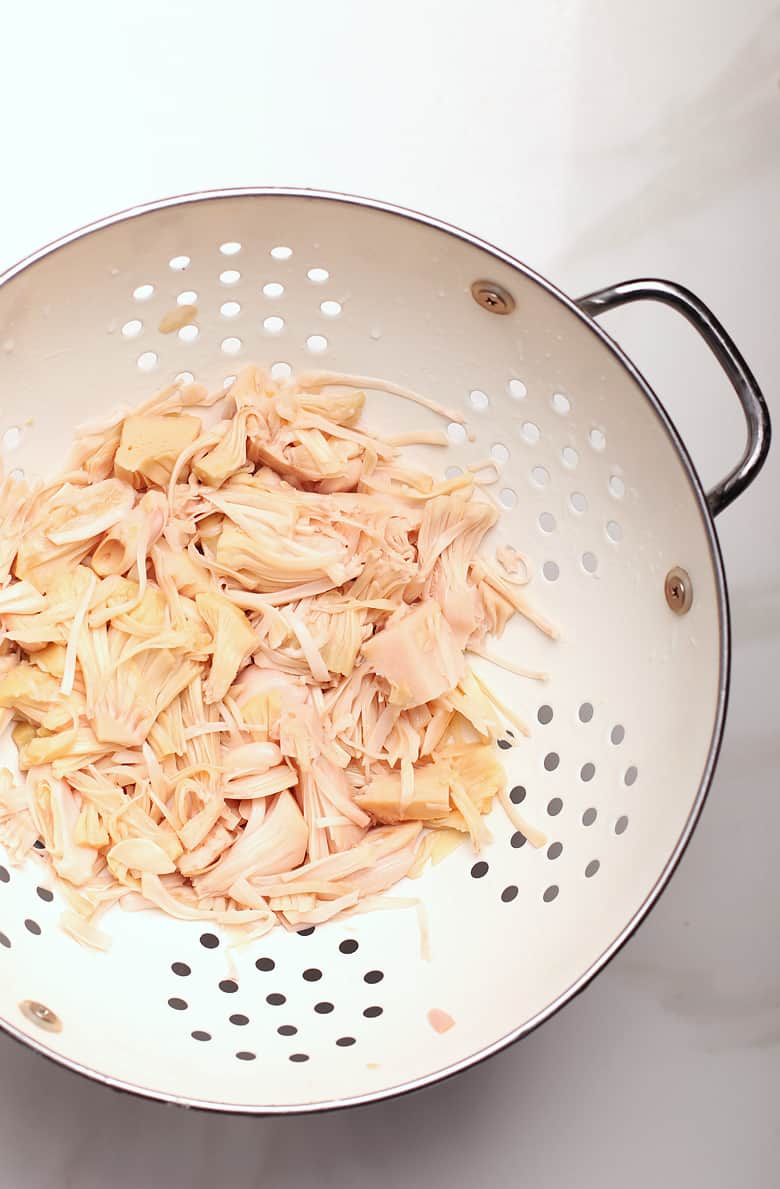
[0,186,730,1114]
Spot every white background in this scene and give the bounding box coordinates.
[1,2,778,1185]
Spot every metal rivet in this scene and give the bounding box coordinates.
[19,1000,62,1033]
[471,280,515,315]
[665,567,693,614]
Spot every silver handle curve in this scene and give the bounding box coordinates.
[577,278,771,517]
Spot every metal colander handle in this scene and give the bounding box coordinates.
[577,278,772,517]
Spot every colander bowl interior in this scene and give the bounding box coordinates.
[0,191,726,1111]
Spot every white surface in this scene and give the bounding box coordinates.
[0,0,778,1182]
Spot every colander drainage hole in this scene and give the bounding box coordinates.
[470,860,489,878]
[290,1052,310,1062]
[510,785,526,804]
[298,926,315,937]
[497,737,512,750]
[585,860,601,878]
[36,887,53,903]
[339,939,359,955]
[510,831,526,848]
[0,933,10,949]
[501,885,518,903]
[171,961,191,977]
[230,1014,250,1026]
[363,1006,383,1018]
[335,1037,356,1048]
[302,967,322,982]
[615,815,629,835]
[278,1024,297,1036]
[544,751,559,772]
[624,765,638,786]
[547,842,563,860]
[200,932,219,949]
[543,885,559,903]
[236,1051,256,1062]
[219,979,238,994]
[24,919,41,936]
[168,997,188,1011]
[255,956,275,971]
[580,762,596,782]
[266,993,286,1006]
[582,807,597,826]
[537,705,553,725]
[314,1001,334,1014]
[364,970,384,985]
[192,1031,211,1042]
[611,724,625,745]
[0,865,9,883]
[547,797,563,816]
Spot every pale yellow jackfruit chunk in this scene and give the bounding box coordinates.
[115,414,202,488]
[195,592,257,704]
[192,413,248,487]
[362,600,464,708]
[355,763,451,823]
[0,663,79,730]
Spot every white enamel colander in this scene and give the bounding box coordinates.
[0,189,770,1113]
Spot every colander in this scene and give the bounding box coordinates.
[0,189,770,1114]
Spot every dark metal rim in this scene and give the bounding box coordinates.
[0,187,732,1114]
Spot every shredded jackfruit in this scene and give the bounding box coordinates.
[0,365,554,945]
